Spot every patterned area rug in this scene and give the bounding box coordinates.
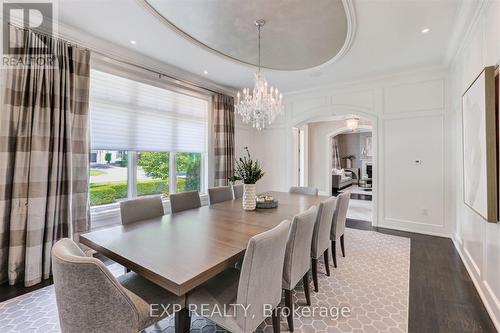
[0,228,410,333]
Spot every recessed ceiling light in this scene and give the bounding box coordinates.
[203,70,208,75]
[421,28,431,34]
[130,40,137,45]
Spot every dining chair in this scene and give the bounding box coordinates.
[232,183,244,199]
[331,192,350,268]
[311,197,337,292]
[282,205,318,332]
[169,191,201,213]
[119,195,164,225]
[289,186,319,196]
[184,220,291,333]
[51,238,186,333]
[208,186,234,204]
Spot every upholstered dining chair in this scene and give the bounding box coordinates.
[331,192,350,268]
[208,186,234,204]
[282,206,318,332]
[169,191,201,213]
[119,195,164,225]
[184,220,291,333]
[232,183,244,199]
[289,186,319,196]
[311,197,337,292]
[51,238,185,333]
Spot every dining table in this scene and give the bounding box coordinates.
[79,191,329,296]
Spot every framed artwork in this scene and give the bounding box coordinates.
[462,66,497,222]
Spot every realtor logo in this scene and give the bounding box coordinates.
[2,1,56,66]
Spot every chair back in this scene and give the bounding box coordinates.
[311,197,337,259]
[208,186,233,204]
[236,220,290,333]
[282,206,318,290]
[289,186,319,196]
[169,191,201,213]
[120,195,164,224]
[331,192,350,240]
[52,239,138,333]
[232,184,244,199]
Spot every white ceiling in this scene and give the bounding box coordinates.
[58,0,462,93]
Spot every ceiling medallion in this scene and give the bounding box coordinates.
[235,19,283,131]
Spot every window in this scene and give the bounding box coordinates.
[89,69,208,210]
[137,151,169,197]
[89,150,128,206]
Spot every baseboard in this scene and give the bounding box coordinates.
[452,237,500,331]
[377,223,451,238]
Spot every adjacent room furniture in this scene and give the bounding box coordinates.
[282,206,318,332]
[169,191,201,213]
[208,186,234,205]
[120,196,164,225]
[332,172,353,192]
[184,220,290,333]
[232,183,244,199]
[344,168,360,184]
[80,192,327,297]
[311,197,337,292]
[331,192,350,268]
[289,186,319,196]
[51,239,186,333]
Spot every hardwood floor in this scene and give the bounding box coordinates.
[0,219,496,333]
[346,219,496,333]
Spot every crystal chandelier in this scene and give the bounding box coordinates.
[346,117,359,131]
[235,19,283,131]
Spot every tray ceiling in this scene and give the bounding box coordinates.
[143,0,351,71]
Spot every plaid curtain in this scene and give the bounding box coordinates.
[213,94,235,186]
[0,26,91,286]
[332,137,341,170]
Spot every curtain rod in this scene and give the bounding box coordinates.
[8,23,230,96]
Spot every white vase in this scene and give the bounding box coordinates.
[242,184,257,211]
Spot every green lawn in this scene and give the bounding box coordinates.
[90,169,106,176]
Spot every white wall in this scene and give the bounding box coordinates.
[449,0,500,329]
[249,67,451,235]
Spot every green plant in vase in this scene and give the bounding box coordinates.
[229,147,264,210]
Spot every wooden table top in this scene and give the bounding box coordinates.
[80,191,329,296]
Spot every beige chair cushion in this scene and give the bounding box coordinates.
[169,191,201,213]
[208,186,234,204]
[289,186,319,196]
[120,195,164,225]
[52,239,184,333]
[282,206,318,290]
[187,220,290,333]
[311,197,337,259]
[331,192,350,240]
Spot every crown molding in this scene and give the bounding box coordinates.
[2,7,236,96]
[444,0,487,67]
[137,0,357,72]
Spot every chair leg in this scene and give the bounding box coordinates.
[311,258,319,292]
[302,273,311,306]
[174,308,190,333]
[272,307,280,333]
[284,289,294,332]
[340,234,346,257]
[324,249,331,277]
[332,240,337,268]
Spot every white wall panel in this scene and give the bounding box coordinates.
[383,79,444,114]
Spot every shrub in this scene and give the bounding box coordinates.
[137,179,168,196]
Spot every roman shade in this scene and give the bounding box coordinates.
[90,70,208,152]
